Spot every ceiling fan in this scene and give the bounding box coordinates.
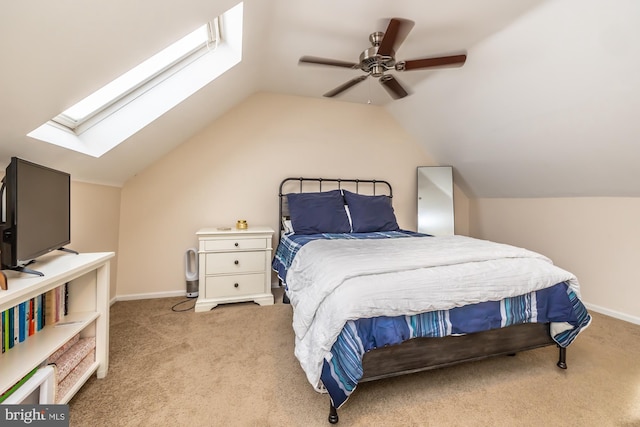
[299,18,467,100]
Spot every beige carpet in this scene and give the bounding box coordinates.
[69,289,640,426]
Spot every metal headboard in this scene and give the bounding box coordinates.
[277,177,393,241]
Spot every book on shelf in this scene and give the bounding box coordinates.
[29,297,35,336]
[0,366,39,403]
[64,283,69,316]
[1,310,6,353]
[4,305,20,349]
[14,304,20,345]
[35,293,43,332]
[45,288,56,325]
[0,287,68,356]
[18,302,25,343]
[6,312,11,351]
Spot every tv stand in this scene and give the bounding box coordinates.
[58,247,79,255]
[10,265,44,277]
[8,259,44,277]
[6,249,80,277]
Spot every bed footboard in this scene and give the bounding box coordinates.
[327,322,564,424]
[361,322,555,381]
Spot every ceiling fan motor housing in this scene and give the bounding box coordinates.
[359,45,394,77]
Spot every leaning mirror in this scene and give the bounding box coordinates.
[417,166,454,235]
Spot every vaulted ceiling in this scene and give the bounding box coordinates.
[1,0,638,197]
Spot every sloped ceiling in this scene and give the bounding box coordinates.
[1,0,638,197]
[388,0,640,197]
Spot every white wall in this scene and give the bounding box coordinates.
[470,197,640,323]
[115,92,469,298]
[70,181,121,299]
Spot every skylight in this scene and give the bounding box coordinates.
[52,23,216,132]
[29,2,243,158]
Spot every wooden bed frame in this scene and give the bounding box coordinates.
[277,177,567,424]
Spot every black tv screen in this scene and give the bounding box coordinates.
[1,157,71,273]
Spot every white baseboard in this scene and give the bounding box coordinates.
[111,290,187,305]
[111,283,282,305]
[584,302,640,325]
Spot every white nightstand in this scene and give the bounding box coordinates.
[194,226,274,312]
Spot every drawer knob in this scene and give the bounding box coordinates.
[234,242,239,247]
[234,260,239,265]
[234,283,239,288]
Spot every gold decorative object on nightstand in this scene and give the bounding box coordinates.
[236,220,248,230]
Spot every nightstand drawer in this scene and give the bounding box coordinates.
[205,274,265,298]
[202,238,267,252]
[204,251,265,274]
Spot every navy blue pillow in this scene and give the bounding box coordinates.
[287,190,351,235]
[343,190,400,233]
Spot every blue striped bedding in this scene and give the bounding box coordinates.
[321,281,591,408]
[272,231,591,409]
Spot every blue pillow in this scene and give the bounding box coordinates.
[287,190,351,235]
[343,190,399,233]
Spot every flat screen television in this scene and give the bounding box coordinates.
[0,157,72,276]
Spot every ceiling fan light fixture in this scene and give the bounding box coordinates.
[371,64,386,77]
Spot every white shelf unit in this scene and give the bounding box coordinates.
[0,251,114,404]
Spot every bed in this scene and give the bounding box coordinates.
[272,177,591,424]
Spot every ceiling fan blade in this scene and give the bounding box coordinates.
[398,54,467,71]
[299,56,358,69]
[379,75,409,99]
[377,18,415,57]
[323,75,368,97]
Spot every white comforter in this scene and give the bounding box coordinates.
[285,235,580,389]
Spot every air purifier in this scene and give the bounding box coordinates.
[185,248,199,298]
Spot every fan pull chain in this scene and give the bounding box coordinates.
[367,77,372,104]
